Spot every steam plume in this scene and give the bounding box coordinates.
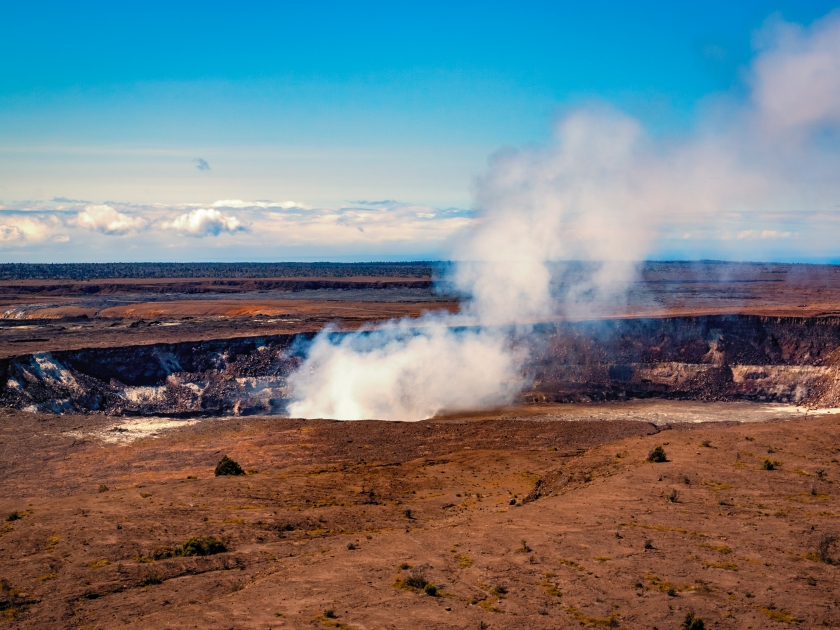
[288,12,840,421]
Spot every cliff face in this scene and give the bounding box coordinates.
[524,316,840,406]
[0,334,308,416]
[4,315,840,417]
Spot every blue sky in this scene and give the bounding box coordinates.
[2,1,840,262]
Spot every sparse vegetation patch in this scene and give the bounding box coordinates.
[648,445,668,463]
[817,532,837,564]
[394,568,438,596]
[759,605,799,624]
[682,611,706,630]
[566,605,620,627]
[215,455,245,476]
[151,536,227,560]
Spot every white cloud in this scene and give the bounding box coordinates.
[76,204,147,235]
[0,225,25,242]
[0,214,63,244]
[164,208,245,237]
[212,199,311,210]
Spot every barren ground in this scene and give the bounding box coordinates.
[2,409,840,628]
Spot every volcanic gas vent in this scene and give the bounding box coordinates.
[2,315,840,417]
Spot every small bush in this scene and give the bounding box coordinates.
[347,542,357,550]
[152,536,227,560]
[151,546,174,560]
[682,611,705,630]
[396,567,438,596]
[817,533,837,564]
[402,570,429,590]
[324,609,336,619]
[644,539,654,550]
[141,572,162,586]
[762,459,776,471]
[98,484,109,493]
[215,455,245,476]
[177,536,227,557]
[648,446,668,463]
[668,489,679,503]
[5,512,22,522]
[517,539,532,553]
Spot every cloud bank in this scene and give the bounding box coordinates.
[0,198,472,261]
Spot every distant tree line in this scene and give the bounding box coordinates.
[0,262,443,281]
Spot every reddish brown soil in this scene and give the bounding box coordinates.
[2,408,840,628]
[6,299,457,324]
[93,299,458,320]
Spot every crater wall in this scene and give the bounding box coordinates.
[3,315,840,416]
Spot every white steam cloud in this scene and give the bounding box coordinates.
[289,12,840,421]
[288,319,523,422]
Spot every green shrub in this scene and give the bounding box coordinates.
[403,571,428,590]
[763,459,776,470]
[215,456,244,476]
[141,572,162,586]
[648,446,668,463]
[682,612,705,630]
[152,536,227,560]
[176,536,227,556]
[818,533,837,564]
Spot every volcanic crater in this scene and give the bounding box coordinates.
[2,262,840,629]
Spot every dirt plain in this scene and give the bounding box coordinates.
[2,262,840,629]
[3,410,840,629]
